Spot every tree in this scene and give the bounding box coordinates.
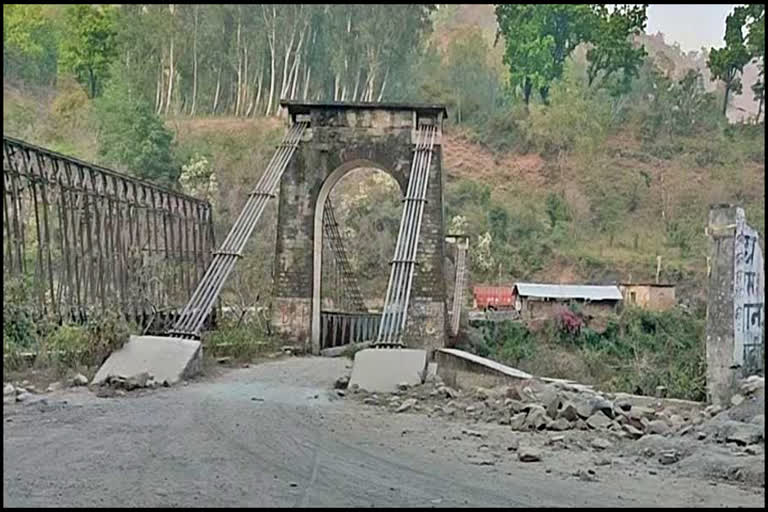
[59,5,118,98]
[93,63,178,185]
[707,7,751,116]
[495,4,596,105]
[3,4,58,86]
[586,5,648,97]
[741,4,764,121]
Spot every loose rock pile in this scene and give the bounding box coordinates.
[3,373,90,404]
[340,373,765,452]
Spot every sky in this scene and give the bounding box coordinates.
[645,4,739,53]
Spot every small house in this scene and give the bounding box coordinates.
[512,282,623,320]
[619,283,676,311]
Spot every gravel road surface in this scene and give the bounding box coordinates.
[3,357,764,507]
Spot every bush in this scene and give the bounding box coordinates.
[202,318,276,362]
[36,311,133,374]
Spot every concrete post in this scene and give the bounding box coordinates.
[706,205,739,406]
[705,204,765,406]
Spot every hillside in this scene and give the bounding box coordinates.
[3,3,764,314]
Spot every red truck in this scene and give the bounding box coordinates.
[472,285,516,311]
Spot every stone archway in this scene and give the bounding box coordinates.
[271,101,448,355]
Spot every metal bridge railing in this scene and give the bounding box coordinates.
[2,136,215,330]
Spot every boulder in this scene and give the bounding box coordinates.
[3,384,15,396]
[396,398,417,413]
[518,446,542,462]
[725,423,764,446]
[646,420,670,436]
[591,437,613,450]
[504,398,525,413]
[558,401,580,422]
[524,405,548,430]
[510,412,527,430]
[586,411,612,430]
[614,399,632,412]
[576,401,594,419]
[589,397,615,419]
[629,406,656,420]
[546,418,572,431]
[46,382,63,393]
[658,450,679,465]
[622,424,644,439]
[730,394,745,407]
[334,376,350,389]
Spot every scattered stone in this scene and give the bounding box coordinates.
[739,375,764,395]
[504,398,525,413]
[586,411,612,430]
[216,356,232,365]
[251,397,264,401]
[437,386,459,399]
[622,424,644,439]
[474,387,490,400]
[518,446,542,462]
[725,423,763,446]
[558,402,580,422]
[465,404,477,413]
[646,420,669,436]
[655,386,668,398]
[509,412,527,430]
[744,445,761,456]
[334,376,350,390]
[525,405,548,430]
[575,419,589,430]
[335,389,346,397]
[658,450,679,465]
[589,397,615,419]
[614,399,632,412]
[15,392,34,403]
[397,382,410,391]
[730,394,745,407]
[573,468,598,482]
[46,382,63,393]
[468,456,495,466]
[594,457,612,466]
[72,373,89,387]
[591,438,613,451]
[547,418,572,431]
[461,428,485,438]
[507,438,520,452]
[547,435,565,445]
[576,401,594,419]
[678,425,693,437]
[498,416,511,426]
[3,384,15,396]
[704,404,722,417]
[363,397,376,405]
[696,431,707,441]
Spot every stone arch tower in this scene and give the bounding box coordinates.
[271,101,448,354]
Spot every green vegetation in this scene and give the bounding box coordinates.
[460,307,706,401]
[3,278,133,375]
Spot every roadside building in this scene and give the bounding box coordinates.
[619,283,676,311]
[512,282,623,320]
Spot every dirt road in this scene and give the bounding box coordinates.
[3,357,764,507]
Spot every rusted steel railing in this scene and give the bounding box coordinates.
[3,136,216,332]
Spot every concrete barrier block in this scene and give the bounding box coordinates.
[92,335,202,387]
[348,348,428,393]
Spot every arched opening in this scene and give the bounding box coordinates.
[312,159,403,352]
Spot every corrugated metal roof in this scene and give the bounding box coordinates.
[514,282,623,301]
